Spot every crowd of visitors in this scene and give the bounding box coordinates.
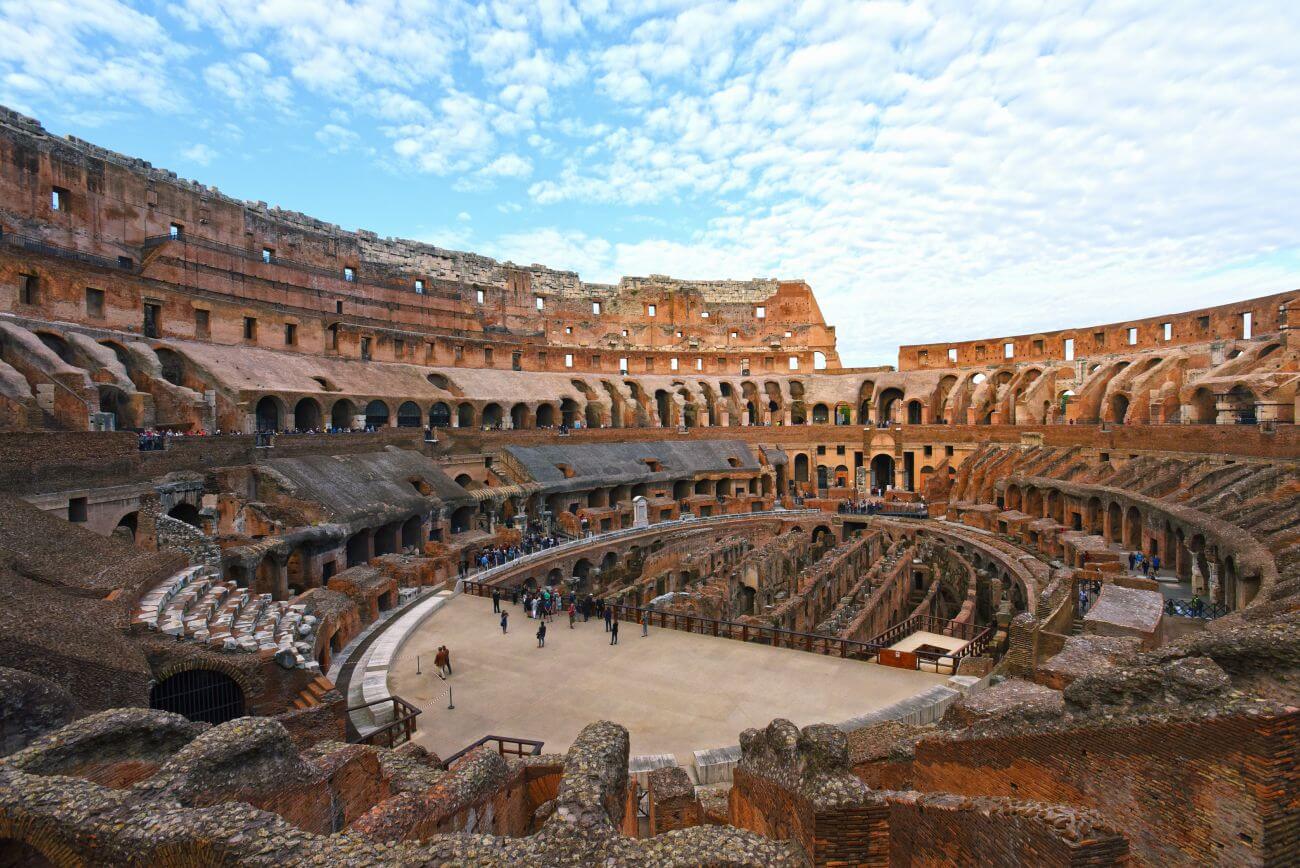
[487,585,643,649]
[137,426,381,450]
[459,533,563,576]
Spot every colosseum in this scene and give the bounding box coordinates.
[0,104,1296,867]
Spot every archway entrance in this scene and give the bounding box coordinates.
[331,399,357,430]
[149,669,245,725]
[870,454,895,491]
[429,402,451,428]
[254,396,281,432]
[294,397,322,430]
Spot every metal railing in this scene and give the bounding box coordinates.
[1164,598,1230,620]
[454,509,823,588]
[350,695,421,747]
[142,232,462,299]
[1,228,132,271]
[461,578,992,674]
[441,734,544,769]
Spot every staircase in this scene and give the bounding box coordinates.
[292,675,337,710]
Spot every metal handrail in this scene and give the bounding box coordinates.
[441,734,544,768]
[454,509,823,588]
[142,232,463,299]
[350,695,421,747]
[1,228,132,271]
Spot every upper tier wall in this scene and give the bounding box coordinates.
[899,292,1297,370]
[0,106,839,369]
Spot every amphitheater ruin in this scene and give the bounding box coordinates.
[0,106,1296,866]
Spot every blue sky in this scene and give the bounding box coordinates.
[3,0,1299,365]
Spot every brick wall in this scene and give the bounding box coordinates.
[909,710,1299,865]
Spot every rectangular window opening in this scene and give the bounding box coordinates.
[1064,338,1075,361]
[284,323,297,345]
[51,187,68,211]
[19,274,38,305]
[343,267,355,282]
[592,300,602,315]
[1004,342,1014,359]
[415,279,425,294]
[1127,327,1138,345]
[194,309,210,339]
[565,353,574,368]
[262,247,274,264]
[243,317,257,341]
[755,306,766,319]
[1162,322,1172,341]
[85,287,104,318]
[1242,311,1253,339]
[143,302,161,339]
[169,223,183,239]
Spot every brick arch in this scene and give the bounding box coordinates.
[148,657,258,704]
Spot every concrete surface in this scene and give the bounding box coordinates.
[389,594,948,765]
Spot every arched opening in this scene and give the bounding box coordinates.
[457,403,475,428]
[167,502,202,528]
[346,530,371,566]
[560,398,579,427]
[154,347,186,387]
[812,403,829,424]
[149,669,245,725]
[746,401,758,425]
[429,402,451,428]
[793,453,810,483]
[655,390,672,427]
[331,399,357,430]
[450,505,476,534]
[870,454,895,491]
[401,514,423,549]
[1225,385,1257,424]
[1111,393,1130,424]
[294,397,323,431]
[96,385,132,431]
[364,400,390,428]
[114,510,139,541]
[482,402,504,429]
[906,399,923,424]
[255,396,281,432]
[877,388,904,423]
[1107,502,1123,543]
[511,402,529,429]
[1189,388,1216,424]
[396,401,422,428]
[816,465,829,490]
[536,403,556,427]
[1124,506,1143,549]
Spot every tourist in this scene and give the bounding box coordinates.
[500,611,509,634]
[433,645,448,677]
[641,611,649,637]
[604,606,613,632]
[537,621,546,648]
[1152,554,1161,574]
[1128,552,1136,571]
[569,602,576,628]
[609,615,619,645]
[1078,585,1089,615]
[492,589,501,613]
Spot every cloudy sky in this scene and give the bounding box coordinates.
[3,1,1298,365]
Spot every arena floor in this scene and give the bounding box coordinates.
[388,594,949,765]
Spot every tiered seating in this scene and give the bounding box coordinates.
[133,567,320,670]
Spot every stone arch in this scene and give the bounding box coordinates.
[536,403,556,427]
[396,401,422,428]
[1107,501,1123,543]
[906,399,923,424]
[1188,387,1216,424]
[429,402,451,427]
[561,398,580,427]
[1124,505,1143,549]
[294,397,323,430]
[330,398,357,430]
[254,395,283,432]
[877,387,904,422]
[812,403,830,424]
[511,402,529,429]
[456,402,476,427]
[148,666,247,725]
[96,384,137,430]
[167,502,202,528]
[870,453,895,491]
[1111,393,1130,424]
[364,400,390,428]
[793,453,810,483]
[481,402,504,428]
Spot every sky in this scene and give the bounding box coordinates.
[2,1,1298,366]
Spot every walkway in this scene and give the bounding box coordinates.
[388,594,948,766]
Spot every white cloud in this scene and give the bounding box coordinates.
[480,153,534,178]
[204,52,293,110]
[181,143,218,165]
[315,123,359,153]
[0,0,187,113]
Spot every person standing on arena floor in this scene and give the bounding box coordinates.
[610,615,619,645]
[537,621,546,648]
[500,611,508,634]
